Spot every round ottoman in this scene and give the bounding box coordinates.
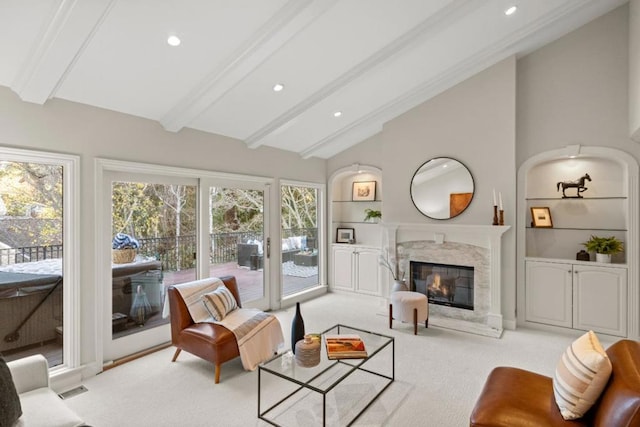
[389,291,429,335]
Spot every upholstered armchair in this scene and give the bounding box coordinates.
[168,276,241,383]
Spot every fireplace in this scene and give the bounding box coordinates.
[410,261,474,310]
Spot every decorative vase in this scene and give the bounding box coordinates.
[391,280,408,293]
[595,253,612,263]
[294,334,321,367]
[291,302,305,354]
[130,285,152,326]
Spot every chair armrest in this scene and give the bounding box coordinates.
[7,354,49,394]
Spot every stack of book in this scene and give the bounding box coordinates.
[324,334,368,359]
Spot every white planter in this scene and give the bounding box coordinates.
[595,253,612,263]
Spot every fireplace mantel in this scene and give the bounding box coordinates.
[383,223,510,337]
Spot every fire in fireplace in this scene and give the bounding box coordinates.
[410,261,474,310]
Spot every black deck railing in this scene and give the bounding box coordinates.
[0,228,318,271]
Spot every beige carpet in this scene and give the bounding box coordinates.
[64,292,617,426]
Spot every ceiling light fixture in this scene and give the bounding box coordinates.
[167,35,181,46]
[504,5,517,16]
[273,83,284,92]
[333,111,342,118]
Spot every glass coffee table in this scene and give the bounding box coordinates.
[258,324,394,426]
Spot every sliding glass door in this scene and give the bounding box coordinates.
[281,183,321,297]
[104,171,197,361]
[203,179,270,310]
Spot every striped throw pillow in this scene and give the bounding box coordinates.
[553,330,612,420]
[202,286,238,321]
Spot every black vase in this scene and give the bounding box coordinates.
[291,302,305,354]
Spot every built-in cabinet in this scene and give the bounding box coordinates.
[518,146,638,339]
[331,245,380,295]
[526,260,627,336]
[328,165,383,296]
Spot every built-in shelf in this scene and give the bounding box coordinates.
[526,196,626,200]
[332,221,381,225]
[526,227,627,231]
[332,200,382,203]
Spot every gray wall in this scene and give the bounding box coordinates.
[0,87,326,366]
[328,3,637,328]
[630,0,640,141]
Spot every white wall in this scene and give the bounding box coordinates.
[0,86,326,367]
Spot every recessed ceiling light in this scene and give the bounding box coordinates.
[333,111,342,118]
[504,5,517,16]
[273,83,284,92]
[167,35,181,46]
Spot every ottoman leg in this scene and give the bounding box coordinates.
[413,308,418,335]
[389,304,393,329]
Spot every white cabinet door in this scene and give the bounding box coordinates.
[573,265,627,337]
[332,246,354,291]
[355,247,380,295]
[525,261,572,328]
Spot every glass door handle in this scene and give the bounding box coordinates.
[266,237,271,258]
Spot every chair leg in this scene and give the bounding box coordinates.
[215,363,221,384]
[389,304,393,329]
[171,348,181,362]
[413,308,418,335]
[425,317,429,328]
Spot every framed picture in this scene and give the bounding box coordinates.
[352,181,376,201]
[531,207,553,228]
[336,227,355,243]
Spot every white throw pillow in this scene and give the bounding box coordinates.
[202,285,238,321]
[553,330,612,420]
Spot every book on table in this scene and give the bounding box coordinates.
[324,334,368,359]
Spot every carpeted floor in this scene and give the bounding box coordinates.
[64,292,617,426]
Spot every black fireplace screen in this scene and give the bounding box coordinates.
[410,261,474,310]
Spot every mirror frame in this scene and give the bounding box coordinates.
[410,157,475,220]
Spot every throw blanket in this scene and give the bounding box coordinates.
[218,308,284,371]
[169,277,284,371]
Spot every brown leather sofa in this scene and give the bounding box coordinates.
[168,276,241,383]
[469,339,640,427]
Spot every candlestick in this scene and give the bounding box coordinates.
[499,209,504,226]
[493,189,497,206]
[492,205,499,225]
[499,192,503,210]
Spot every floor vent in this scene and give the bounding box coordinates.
[58,385,88,400]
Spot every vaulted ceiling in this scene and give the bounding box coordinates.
[0,0,627,159]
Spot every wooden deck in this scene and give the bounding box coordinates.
[3,261,319,365]
[163,261,319,303]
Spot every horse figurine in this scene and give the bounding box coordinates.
[557,173,591,198]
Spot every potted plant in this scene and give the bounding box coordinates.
[363,208,382,223]
[582,235,623,263]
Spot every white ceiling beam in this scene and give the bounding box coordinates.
[245,0,481,149]
[160,0,338,133]
[301,0,611,159]
[11,0,116,104]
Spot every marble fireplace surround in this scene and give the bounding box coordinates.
[383,223,510,338]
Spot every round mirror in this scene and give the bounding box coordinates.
[410,157,474,220]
